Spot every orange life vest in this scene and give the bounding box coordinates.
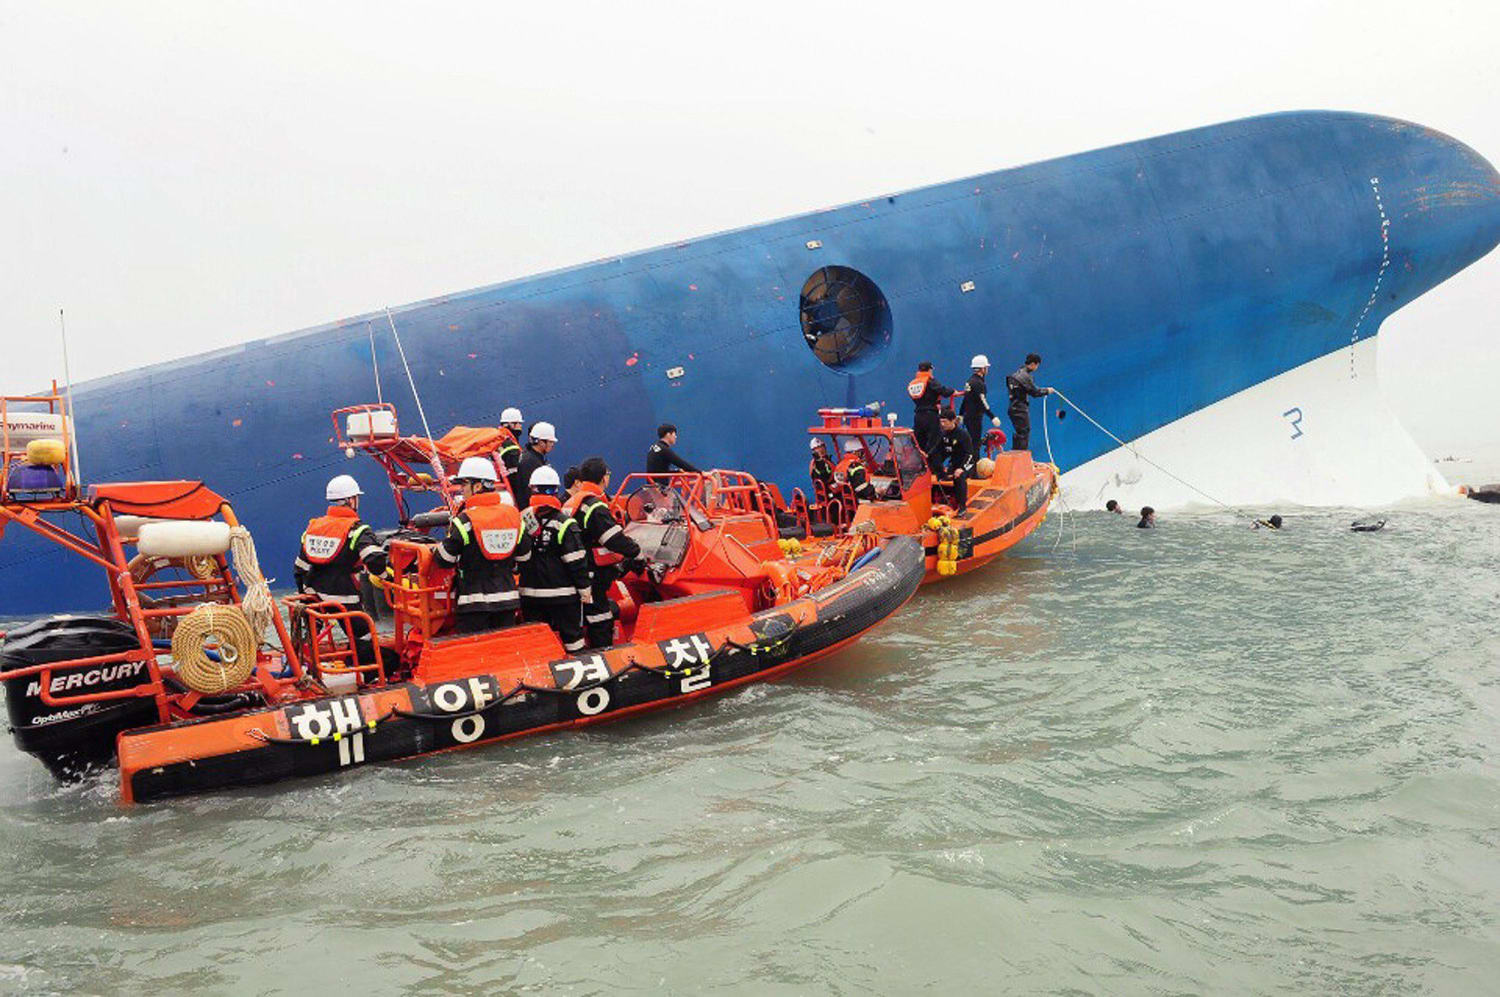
[834,454,865,480]
[907,369,932,400]
[563,481,624,566]
[301,506,359,565]
[461,492,522,560]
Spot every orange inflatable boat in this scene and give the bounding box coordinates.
[715,408,1057,582]
[0,390,922,803]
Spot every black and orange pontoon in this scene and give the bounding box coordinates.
[743,408,1057,582]
[0,390,922,803]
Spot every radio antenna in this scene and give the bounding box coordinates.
[383,306,442,472]
[58,309,83,484]
[367,320,384,405]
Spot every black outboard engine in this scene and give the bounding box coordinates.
[2,616,159,780]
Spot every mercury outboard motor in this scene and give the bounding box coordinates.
[2,616,159,779]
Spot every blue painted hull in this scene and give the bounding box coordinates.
[5,111,1499,613]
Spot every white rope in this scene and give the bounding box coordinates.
[1040,394,1075,552]
[367,320,383,406]
[1049,387,1249,518]
[384,307,443,474]
[229,525,276,643]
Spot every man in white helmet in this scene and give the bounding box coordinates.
[834,438,877,502]
[496,407,525,491]
[294,474,388,663]
[808,437,835,499]
[434,457,529,633]
[513,421,557,508]
[517,464,590,653]
[959,354,1003,461]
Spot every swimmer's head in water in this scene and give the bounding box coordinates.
[1269,514,1283,529]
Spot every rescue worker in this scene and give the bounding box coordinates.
[646,423,700,476]
[434,457,529,634]
[293,474,387,663]
[933,409,975,512]
[517,465,590,653]
[512,421,557,509]
[959,354,1002,461]
[1005,353,1053,452]
[808,438,836,498]
[563,457,644,648]
[835,439,877,502]
[907,361,956,463]
[496,406,525,492]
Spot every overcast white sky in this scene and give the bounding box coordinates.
[3,1,1497,456]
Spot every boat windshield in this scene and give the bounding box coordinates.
[891,435,927,492]
[620,478,713,532]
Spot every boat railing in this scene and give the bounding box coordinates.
[284,594,386,689]
[1,384,78,507]
[382,540,454,651]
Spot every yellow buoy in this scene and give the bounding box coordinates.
[25,438,66,466]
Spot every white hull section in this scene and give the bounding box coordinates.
[1053,338,1449,511]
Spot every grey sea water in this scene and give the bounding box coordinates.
[1,499,1498,994]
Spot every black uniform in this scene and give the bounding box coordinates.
[1005,366,1048,452]
[569,488,643,648]
[518,505,591,653]
[293,508,388,664]
[512,445,549,509]
[433,493,531,634]
[646,440,700,475]
[959,371,997,455]
[843,459,878,502]
[497,432,523,494]
[809,453,836,498]
[932,425,975,512]
[911,376,956,461]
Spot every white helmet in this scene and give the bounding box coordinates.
[844,439,862,453]
[971,354,990,368]
[454,457,498,483]
[500,407,523,424]
[531,421,557,443]
[325,474,363,501]
[809,438,826,451]
[529,465,561,489]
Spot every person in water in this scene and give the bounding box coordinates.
[1005,353,1053,452]
[1105,499,1123,514]
[1253,514,1283,530]
[1137,506,1156,528]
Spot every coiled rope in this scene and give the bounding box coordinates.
[229,525,276,643]
[172,604,257,694]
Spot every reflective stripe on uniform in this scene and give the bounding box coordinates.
[456,590,520,606]
[312,591,361,605]
[293,556,311,571]
[583,609,614,624]
[561,549,587,563]
[520,585,581,599]
[597,524,622,543]
[563,637,586,652]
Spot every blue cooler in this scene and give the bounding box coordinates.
[5,461,67,501]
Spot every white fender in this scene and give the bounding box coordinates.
[135,520,232,558]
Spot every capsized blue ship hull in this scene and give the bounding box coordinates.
[6,111,1500,613]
